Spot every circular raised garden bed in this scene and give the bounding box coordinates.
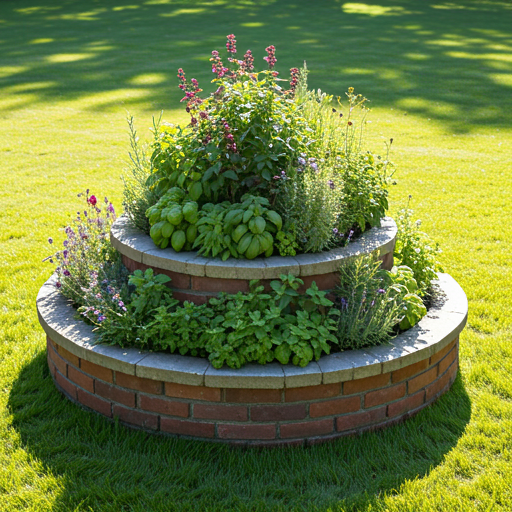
[110,216,398,304]
[37,270,467,446]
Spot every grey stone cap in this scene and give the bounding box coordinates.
[110,216,397,279]
[37,273,467,389]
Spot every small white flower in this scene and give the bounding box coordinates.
[415,248,421,254]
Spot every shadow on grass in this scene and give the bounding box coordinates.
[1,0,512,132]
[8,349,471,512]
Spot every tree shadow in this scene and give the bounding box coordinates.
[1,0,511,133]
[7,349,471,511]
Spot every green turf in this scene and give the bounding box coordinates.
[1,0,512,510]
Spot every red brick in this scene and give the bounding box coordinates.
[47,336,57,350]
[392,359,429,383]
[343,373,390,395]
[56,345,80,367]
[365,383,406,408]
[379,250,394,270]
[122,255,144,273]
[95,380,136,408]
[165,383,221,402]
[153,268,191,290]
[115,372,163,394]
[430,337,458,366]
[160,418,215,438]
[67,365,94,393]
[191,276,249,293]
[336,407,387,432]
[309,396,361,418]
[47,354,56,378]
[285,383,341,402]
[408,366,438,395]
[251,403,307,422]
[113,405,158,430]
[171,291,211,305]
[55,371,77,400]
[194,404,247,421]
[225,388,281,403]
[387,391,425,418]
[80,359,113,383]
[439,346,458,376]
[77,388,112,417]
[139,395,189,418]
[298,273,339,292]
[280,419,334,439]
[217,423,276,440]
[48,342,67,377]
[425,371,451,403]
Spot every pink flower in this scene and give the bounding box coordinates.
[226,34,236,54]
[264,45,277,69]
[88,195,97,206]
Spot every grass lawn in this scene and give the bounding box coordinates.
[1,0,512,510]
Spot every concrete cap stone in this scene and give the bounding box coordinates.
[204,362,285,389]
[110,216,397,280]
[136,352,209,386]
[283,361,322,388]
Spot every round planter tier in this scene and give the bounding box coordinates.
[110,216,397,304]
[37,273,467,447]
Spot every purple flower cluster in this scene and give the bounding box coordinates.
[241,49,254,72]
[177,68,203,123]
[264,45,277,70]
[289,67,299,96]
[226,34,236,54]
[210,50,229,78]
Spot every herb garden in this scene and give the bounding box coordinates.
[39,35,466,444]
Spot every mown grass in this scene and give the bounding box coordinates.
[1,0,511,511]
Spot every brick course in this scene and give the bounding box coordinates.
[47,336,459,446]
[165,383,221,402]
[408,366,438,395]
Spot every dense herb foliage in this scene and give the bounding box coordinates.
[45,192,129,322]
[126,35,393,256]
[122,116,160,234]
[97,271,339,369]
[334,255,426,349]
[394,205,443,296]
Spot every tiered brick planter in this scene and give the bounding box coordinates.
[110,216,398,304]
[37,269,467,446]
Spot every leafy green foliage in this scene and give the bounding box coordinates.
[146,187,199,251]
[148,71,312,205]
[194,194,282,260]
[334,255,426,349]
[93,268,179,347]
[100,273,339,369]
[394,205,443,295]
[142,39,392,257]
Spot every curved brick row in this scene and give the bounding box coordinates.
[111,216,397,304]
[47,334,459,446]
[38,271,467,446]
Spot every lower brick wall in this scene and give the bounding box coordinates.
[47,335,459,447]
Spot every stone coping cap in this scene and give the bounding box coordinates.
[37,273,467,389]
[110,216,397,279]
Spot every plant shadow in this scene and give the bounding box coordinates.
[8,348,471,511]
[1,0,512,133]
